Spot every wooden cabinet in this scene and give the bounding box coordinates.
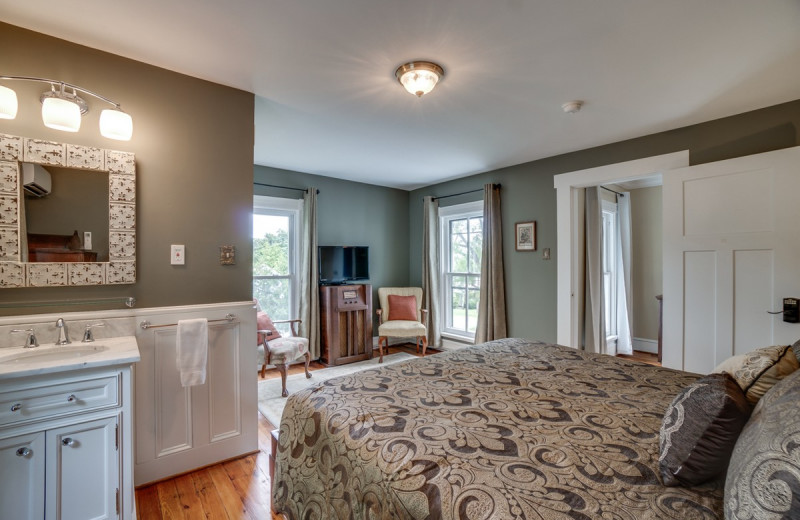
[320,284,373,366]
[0,366,133,520]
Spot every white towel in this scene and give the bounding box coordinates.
[176,318,208,387]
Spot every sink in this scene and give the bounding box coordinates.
[0,344,109,364]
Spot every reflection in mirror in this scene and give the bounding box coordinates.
[23,165,109,262]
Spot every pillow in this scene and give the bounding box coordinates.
[387,294,418,321]
[724,369,800,519]
[257,311,281,344]
[659,372,752,487]
[714,344,800,404]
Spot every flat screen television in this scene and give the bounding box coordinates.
[318,246,369,285]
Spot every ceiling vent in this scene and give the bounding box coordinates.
[22,163,52,197]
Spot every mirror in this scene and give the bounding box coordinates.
[0,133,136,287]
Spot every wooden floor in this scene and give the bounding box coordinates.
[617,349,661,366]
[134,343,428,519]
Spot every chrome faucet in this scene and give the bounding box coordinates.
[55,318,71,345]
[82,323,104,343]
[10,329,39,348]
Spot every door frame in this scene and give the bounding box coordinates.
[553,151,689,349]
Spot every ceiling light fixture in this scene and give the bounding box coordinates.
[395,61,444,97]
[0,75,133,141]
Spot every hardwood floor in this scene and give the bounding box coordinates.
[617,349,661,366]
[134,343,429,519]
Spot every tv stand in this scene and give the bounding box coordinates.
[319,284,373,366]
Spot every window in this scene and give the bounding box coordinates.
[253,195,302,333]
[601,199,618,342]
[439,201,483,339]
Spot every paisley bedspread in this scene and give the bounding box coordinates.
[272,338,723,519]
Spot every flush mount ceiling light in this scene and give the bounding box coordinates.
[0,75,133,141]
[395,61,444,97]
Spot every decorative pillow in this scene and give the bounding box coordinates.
[725,368,800,519]
[659,373,752,487]
[257,311,281,344]
[387,295,418,321]
[714,344,800,404]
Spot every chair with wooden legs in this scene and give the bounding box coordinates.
[376,287,428,363]
[257,313,311,397]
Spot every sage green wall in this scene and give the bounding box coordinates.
[409,99,800,343]
[0,23,255,316]
[630,186,662,342]
[253,165,410,331]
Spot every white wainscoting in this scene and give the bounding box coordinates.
[133,301,258,485]
[632,337,658,354]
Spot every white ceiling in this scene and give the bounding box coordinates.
[2,1,800,190]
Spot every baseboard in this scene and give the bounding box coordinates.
[633,337,658,354]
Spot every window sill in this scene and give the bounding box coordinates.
[441,331,475,343]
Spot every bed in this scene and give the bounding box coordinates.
[272,338,725,519]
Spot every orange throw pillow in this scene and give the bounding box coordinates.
[388,295,418,321]
[257,311,282,343]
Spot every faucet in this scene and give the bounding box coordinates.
[82,323,105,343]
[10,329,39,349]
[55,318,71,345]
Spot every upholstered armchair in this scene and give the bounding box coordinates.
[376,287,428,363]
[257,312,311,397]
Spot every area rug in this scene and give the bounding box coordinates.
[258,352,416,427]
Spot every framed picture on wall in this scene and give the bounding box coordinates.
[515,221,536,251]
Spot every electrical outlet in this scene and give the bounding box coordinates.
[83,231,92,250]
[171,244,185,265]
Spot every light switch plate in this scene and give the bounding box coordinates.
[171,244,185,265]
[83,231,92,250]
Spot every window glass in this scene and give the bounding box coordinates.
[440,201,483,338]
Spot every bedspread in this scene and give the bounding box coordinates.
[273,338,723,519]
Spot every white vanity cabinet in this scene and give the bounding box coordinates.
[0,364,135,520]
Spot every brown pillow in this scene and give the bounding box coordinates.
[725,369,800,519]
[659,373,752,487]
[717,344,800,404]
[387,294,418,321]
[257,311,281,344]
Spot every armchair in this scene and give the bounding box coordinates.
[257,312,311,397]
[376,287,428,363]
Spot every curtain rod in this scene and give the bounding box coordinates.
[254,182,319,194]
[600,185,625,197]
[431,183,501,201]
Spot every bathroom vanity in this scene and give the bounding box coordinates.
[0,335,139,520]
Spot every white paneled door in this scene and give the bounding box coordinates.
[663,146,800,372]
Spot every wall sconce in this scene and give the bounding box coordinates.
[0,75,133,141]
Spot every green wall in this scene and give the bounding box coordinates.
[409,99,800,343]
[0,23,255,316]
[254,165,410,330]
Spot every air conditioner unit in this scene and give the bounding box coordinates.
[22,163,52,197]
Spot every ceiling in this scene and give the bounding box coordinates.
[2,1,800,190]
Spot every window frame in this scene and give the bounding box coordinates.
[439,200,484,341]
[253,195,303,323]
[601,198,619,344]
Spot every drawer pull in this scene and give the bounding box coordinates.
[62,437,76,447]
[16,447,31,457]
[66,394,77,403]
[10,403,22,412]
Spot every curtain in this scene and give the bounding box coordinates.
[616,192,633,355]
[421,196,441,348]
[584,186,606,354]
[299,188,320,358]
[475,183,507,344]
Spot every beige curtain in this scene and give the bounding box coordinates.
[475,183,507,344]
[584,186,606,354]
[299,188,320,358]
[422,196,441,348]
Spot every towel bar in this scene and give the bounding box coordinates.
[139,313,236,330]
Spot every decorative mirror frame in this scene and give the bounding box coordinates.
[0,133,136,287]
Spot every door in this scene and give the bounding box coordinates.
[46,416,119,520]
[663,146,800,372]
[0,432,45,520]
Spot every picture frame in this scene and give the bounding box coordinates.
[515,221,536,251]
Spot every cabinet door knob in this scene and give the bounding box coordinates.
[62,437,75,447]
[10,403,22,412]
[16,447,31,457]
[66,394,77,402]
